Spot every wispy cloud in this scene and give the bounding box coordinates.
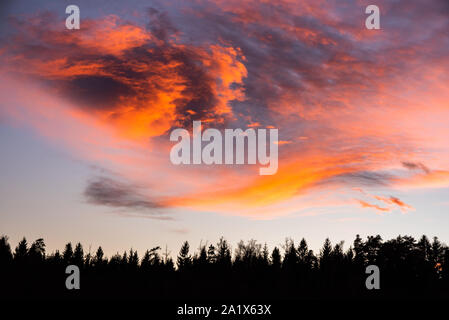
[84,176,163,210]
[354,188,414,214]
[357,200,390,214]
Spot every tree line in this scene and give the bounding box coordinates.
[0,234,448,299]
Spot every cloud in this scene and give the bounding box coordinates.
[402,161,430,174]
[0,1,448,218]
[325,171,392,187]
[1,13,247,140]
[84,176,164,211]
[170,228,189,234]
[354,188,413,214]
[397,170,449,189]
[374,195,413,213]
[357,200,390,214]
[388,197,412,209]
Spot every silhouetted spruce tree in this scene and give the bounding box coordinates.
[62,242,73,264]
[141,250,152,270]
[193,245,208,268]
[318,238,333,289]
[282,238,297,270]
[262,243,270,266]
[430,236,444,266]
[331,241,344,263]
[94,246,105,267]
[48,250,62,265]
[319,238,332,269]
[271,247,281,270]
[121,251,128,267]
[108,253,122,270]
[330,241,345,287]
[298,238,317,270]
[207,244,216,263]
[177,241,191,270]
[0,236,13,264]
[344,246,354,264]
[14,237,28,263]
[128,249,139,269]
[215,237,232,269]
[297,238,311,286]
[418,235,431,260]
[84,251,92,268]
[164,256,175,271]
[416,235,432,279]
[297,238,308,263]
[73,242,84,267]
[353,234,365,267]
[233,240,244,265]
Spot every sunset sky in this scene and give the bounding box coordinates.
[1,0,448,256]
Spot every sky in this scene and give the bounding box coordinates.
[0,0,448,257]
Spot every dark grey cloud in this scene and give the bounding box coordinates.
[84,176,165,212]
[61,76,136,111]
[323,170,393,187]
[402,161,430,174]
[147,7,180,41]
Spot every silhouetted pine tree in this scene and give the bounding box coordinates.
[28,238,46,263]
[364,235,382,265]
[108,253,122,270]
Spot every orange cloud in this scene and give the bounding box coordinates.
[357,200,390,214]
[1,2,448,219]
[1,14,247,141]
[396,170,449,189]
[373,195,413,213]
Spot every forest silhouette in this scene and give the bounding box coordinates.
[0,234,448,300]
